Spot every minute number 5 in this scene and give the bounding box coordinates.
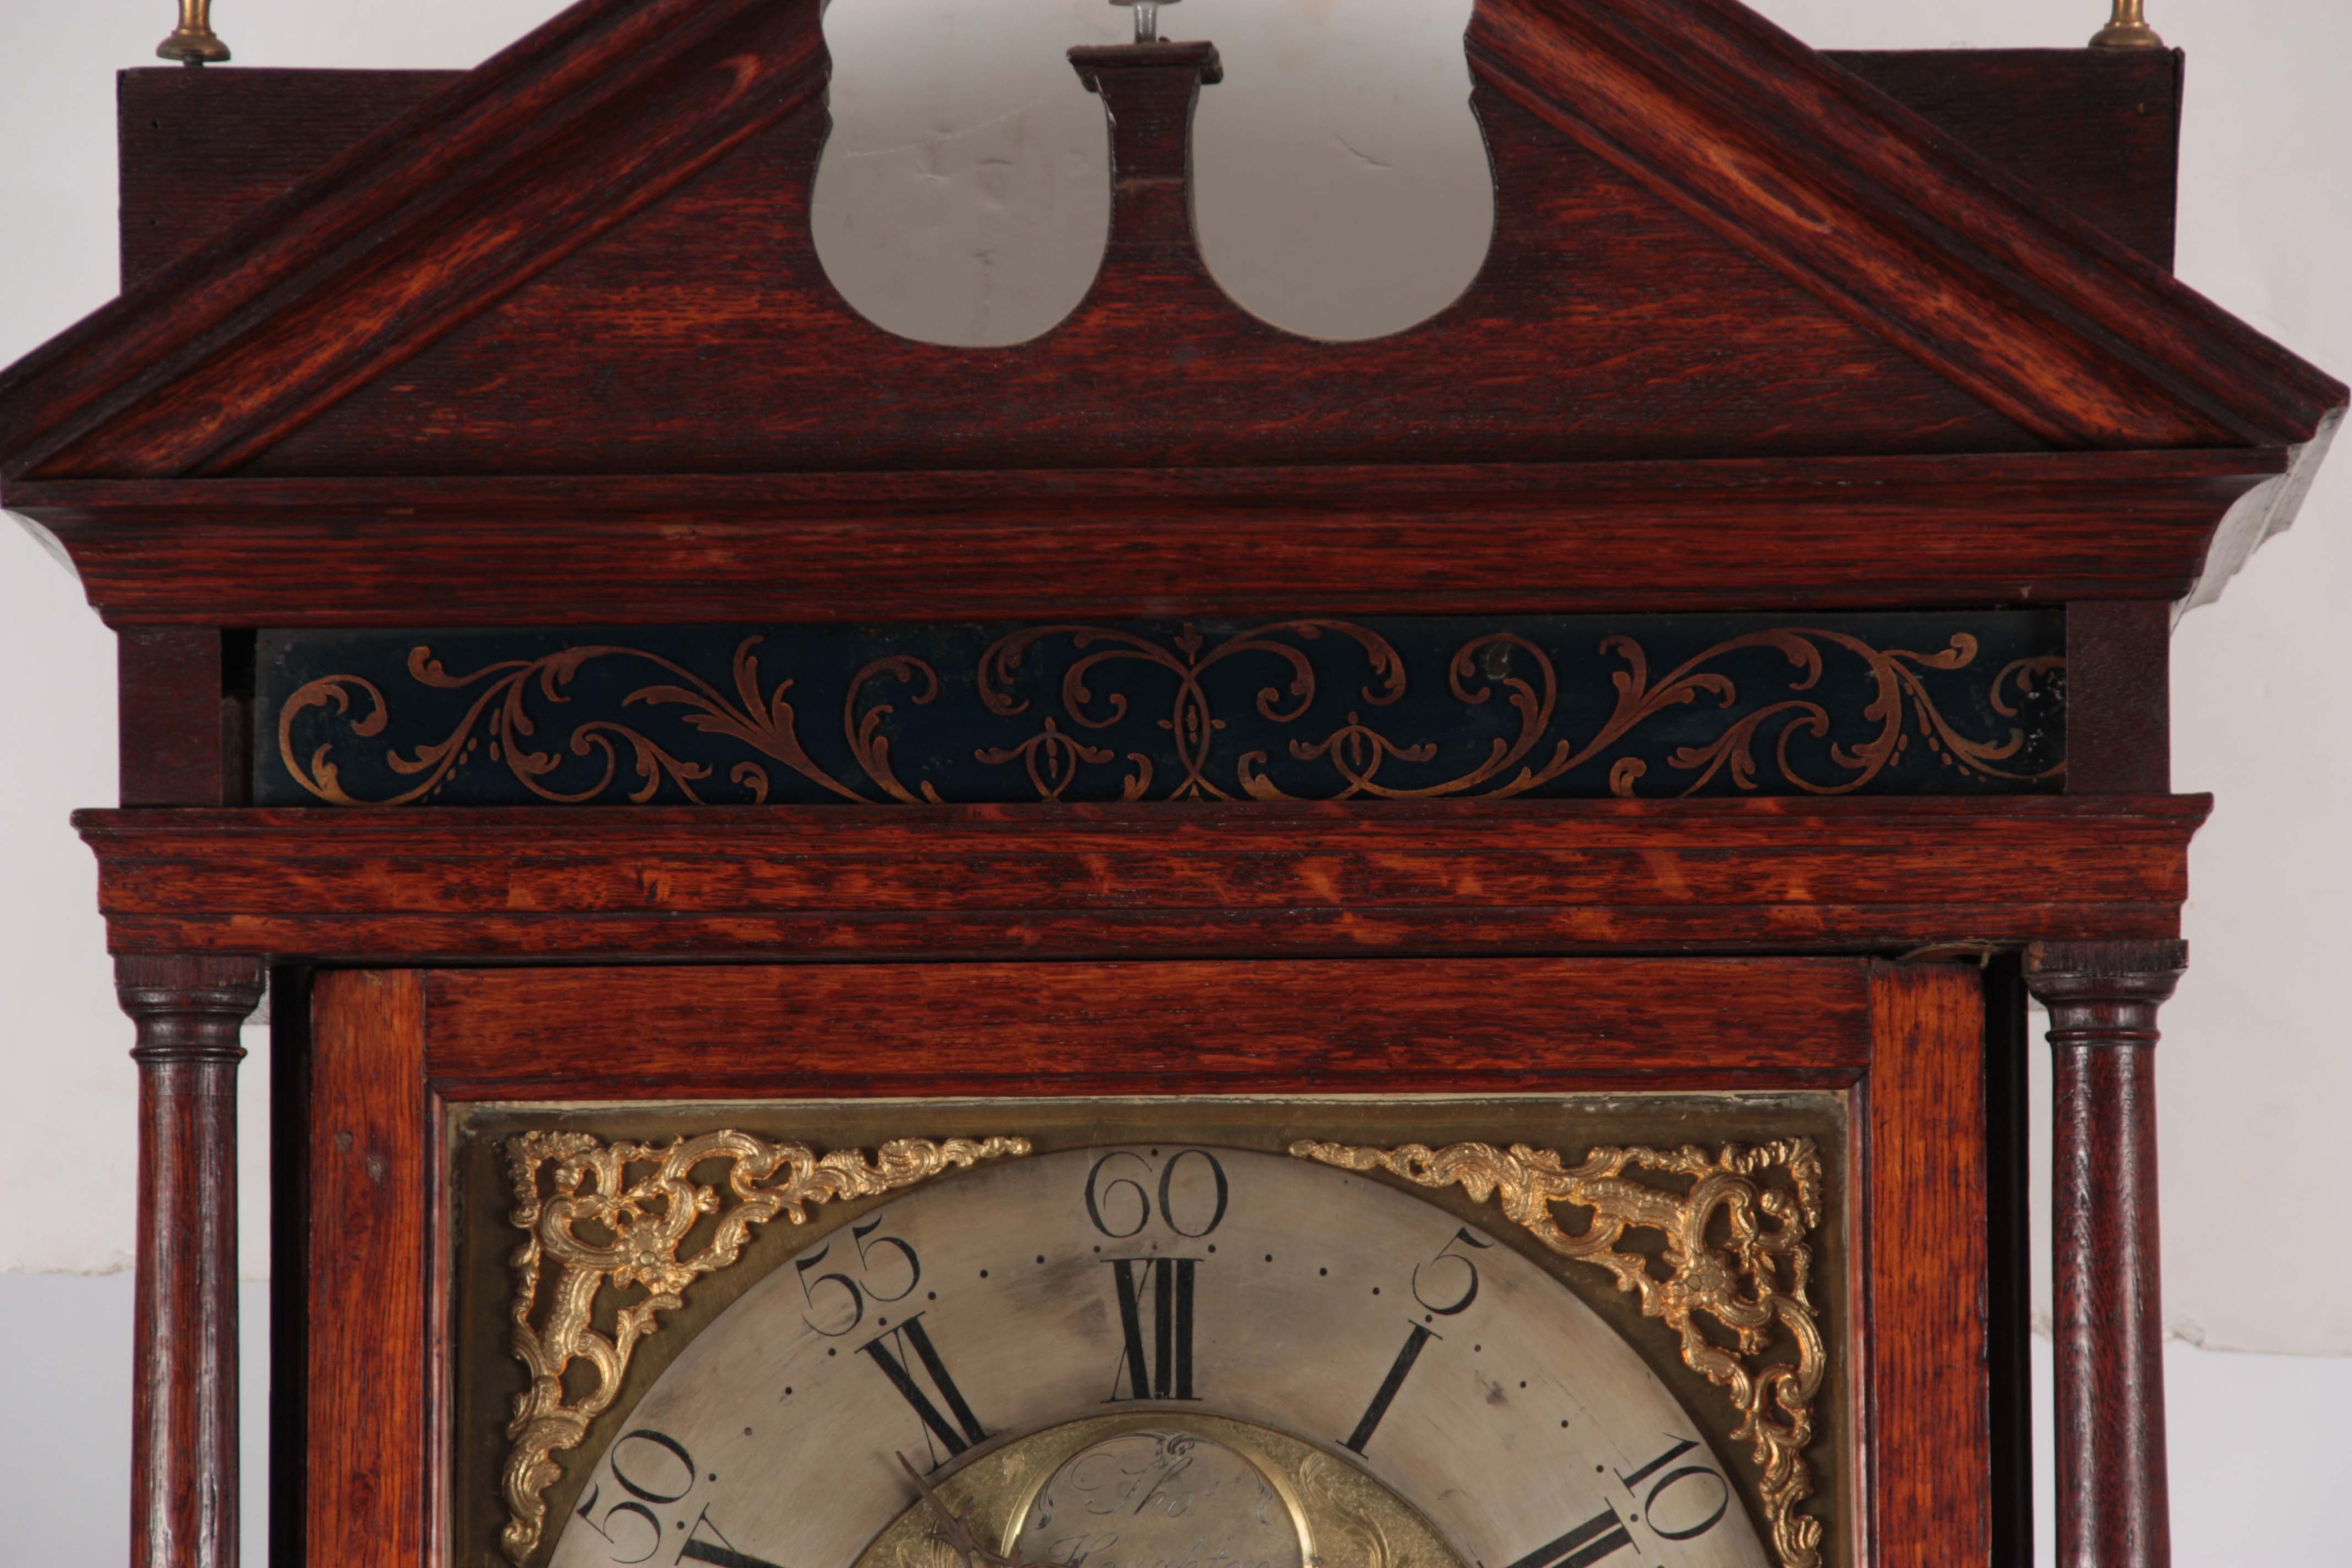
[1342,1227,1497,1454]
[1411,1226,1494,1316]
[794,1218,922,1338]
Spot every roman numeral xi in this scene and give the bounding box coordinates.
[857,1314,988,1468]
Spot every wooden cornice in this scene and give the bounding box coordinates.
[7,450,2284,624]
[74,795,2208,962]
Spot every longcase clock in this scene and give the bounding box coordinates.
[0,4,2338,1568]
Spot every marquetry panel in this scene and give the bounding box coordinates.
[257,613,2064,807]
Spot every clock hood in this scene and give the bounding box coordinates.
[0,0,2339,622]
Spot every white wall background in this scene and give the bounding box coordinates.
[4,0,2348,1562]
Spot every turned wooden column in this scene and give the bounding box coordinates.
[2025,939,2187,1568]
[118,954,268,1568]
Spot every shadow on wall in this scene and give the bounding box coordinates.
[812,0,1491,345]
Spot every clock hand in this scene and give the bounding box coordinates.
[896,1453,1045,1567]
[677,1543,792,1568]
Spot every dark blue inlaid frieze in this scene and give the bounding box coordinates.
[256,614,2064,806]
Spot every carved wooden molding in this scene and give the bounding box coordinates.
[4,2,2338,489]
[73,794,2208,961]
[499,1130,1031,1565]
[1292,1137,1826,1568]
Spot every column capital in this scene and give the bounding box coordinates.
[2024,940,2187,1047]
[115,953,265,1063]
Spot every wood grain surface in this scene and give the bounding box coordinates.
[107,49,2184,296]
[74,796,2207,961]
[243,69,2025,480]
[307,970,429,1568]
[116,69,462,291]
[4,2,2338,490]
[420,957,1875,1098]
[2064,601,2173,795]
[2028,940,2187,1568]
[294,955,1995,1566]
[1863,962,1990,1566]
[34,12,2281,1567]
[1466,0,2339,447]
[117,954,266,1568]
[115,628,237,806]
[12,450,2281,627]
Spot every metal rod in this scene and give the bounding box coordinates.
[2092,0,2165,50]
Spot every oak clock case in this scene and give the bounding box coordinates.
[13,0,2342,1565]
[449,1097,1848,1568]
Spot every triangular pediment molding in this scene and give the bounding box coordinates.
[0,0,834,481]
[0,0,2340,573]
[1467,0,2339,450]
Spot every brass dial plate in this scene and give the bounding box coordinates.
[542,1146,1771,1568]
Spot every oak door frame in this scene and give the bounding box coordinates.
[303,956,1986,1568]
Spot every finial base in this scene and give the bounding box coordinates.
[2090,21,2165,49]
[156,25,231,66]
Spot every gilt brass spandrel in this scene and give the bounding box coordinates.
[447,1093,1851,1568]
[484,1125,1030,1564]
[1292,1137,1827,1568]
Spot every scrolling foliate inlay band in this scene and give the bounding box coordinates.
[260,613,2062,805]
[1290,1137,1827,1568]
[499,1131,1031,1566]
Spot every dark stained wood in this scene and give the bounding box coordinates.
[1466,0,2340,449]
[0,0,832,482]
[1981,955,2036,1563]
[117,954,266,1568]
[307,970,429,1568]
[2026,940,2186,1568]
[264,966,313,1568]
[2066,601,2173,794]
[243,67,2023,481]
[116,628,233,805]
[421,957,1874,1098]
[8,450,2282,626]
[1865,962,1990,1566]
[1836,50,2179,271]
[73,796,2207,961]
[117,69,459,290]
[4,3,2340,492]
[24,8,2320,1566]
[362,957,1985,1566]
[114,51,2180,293]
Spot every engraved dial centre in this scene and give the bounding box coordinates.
[1012,1430,1302,1568]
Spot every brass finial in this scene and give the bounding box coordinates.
[2091,0,2164,50]
[157,0,231,66]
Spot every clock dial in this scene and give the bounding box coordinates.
[546,1146,1770,1568]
